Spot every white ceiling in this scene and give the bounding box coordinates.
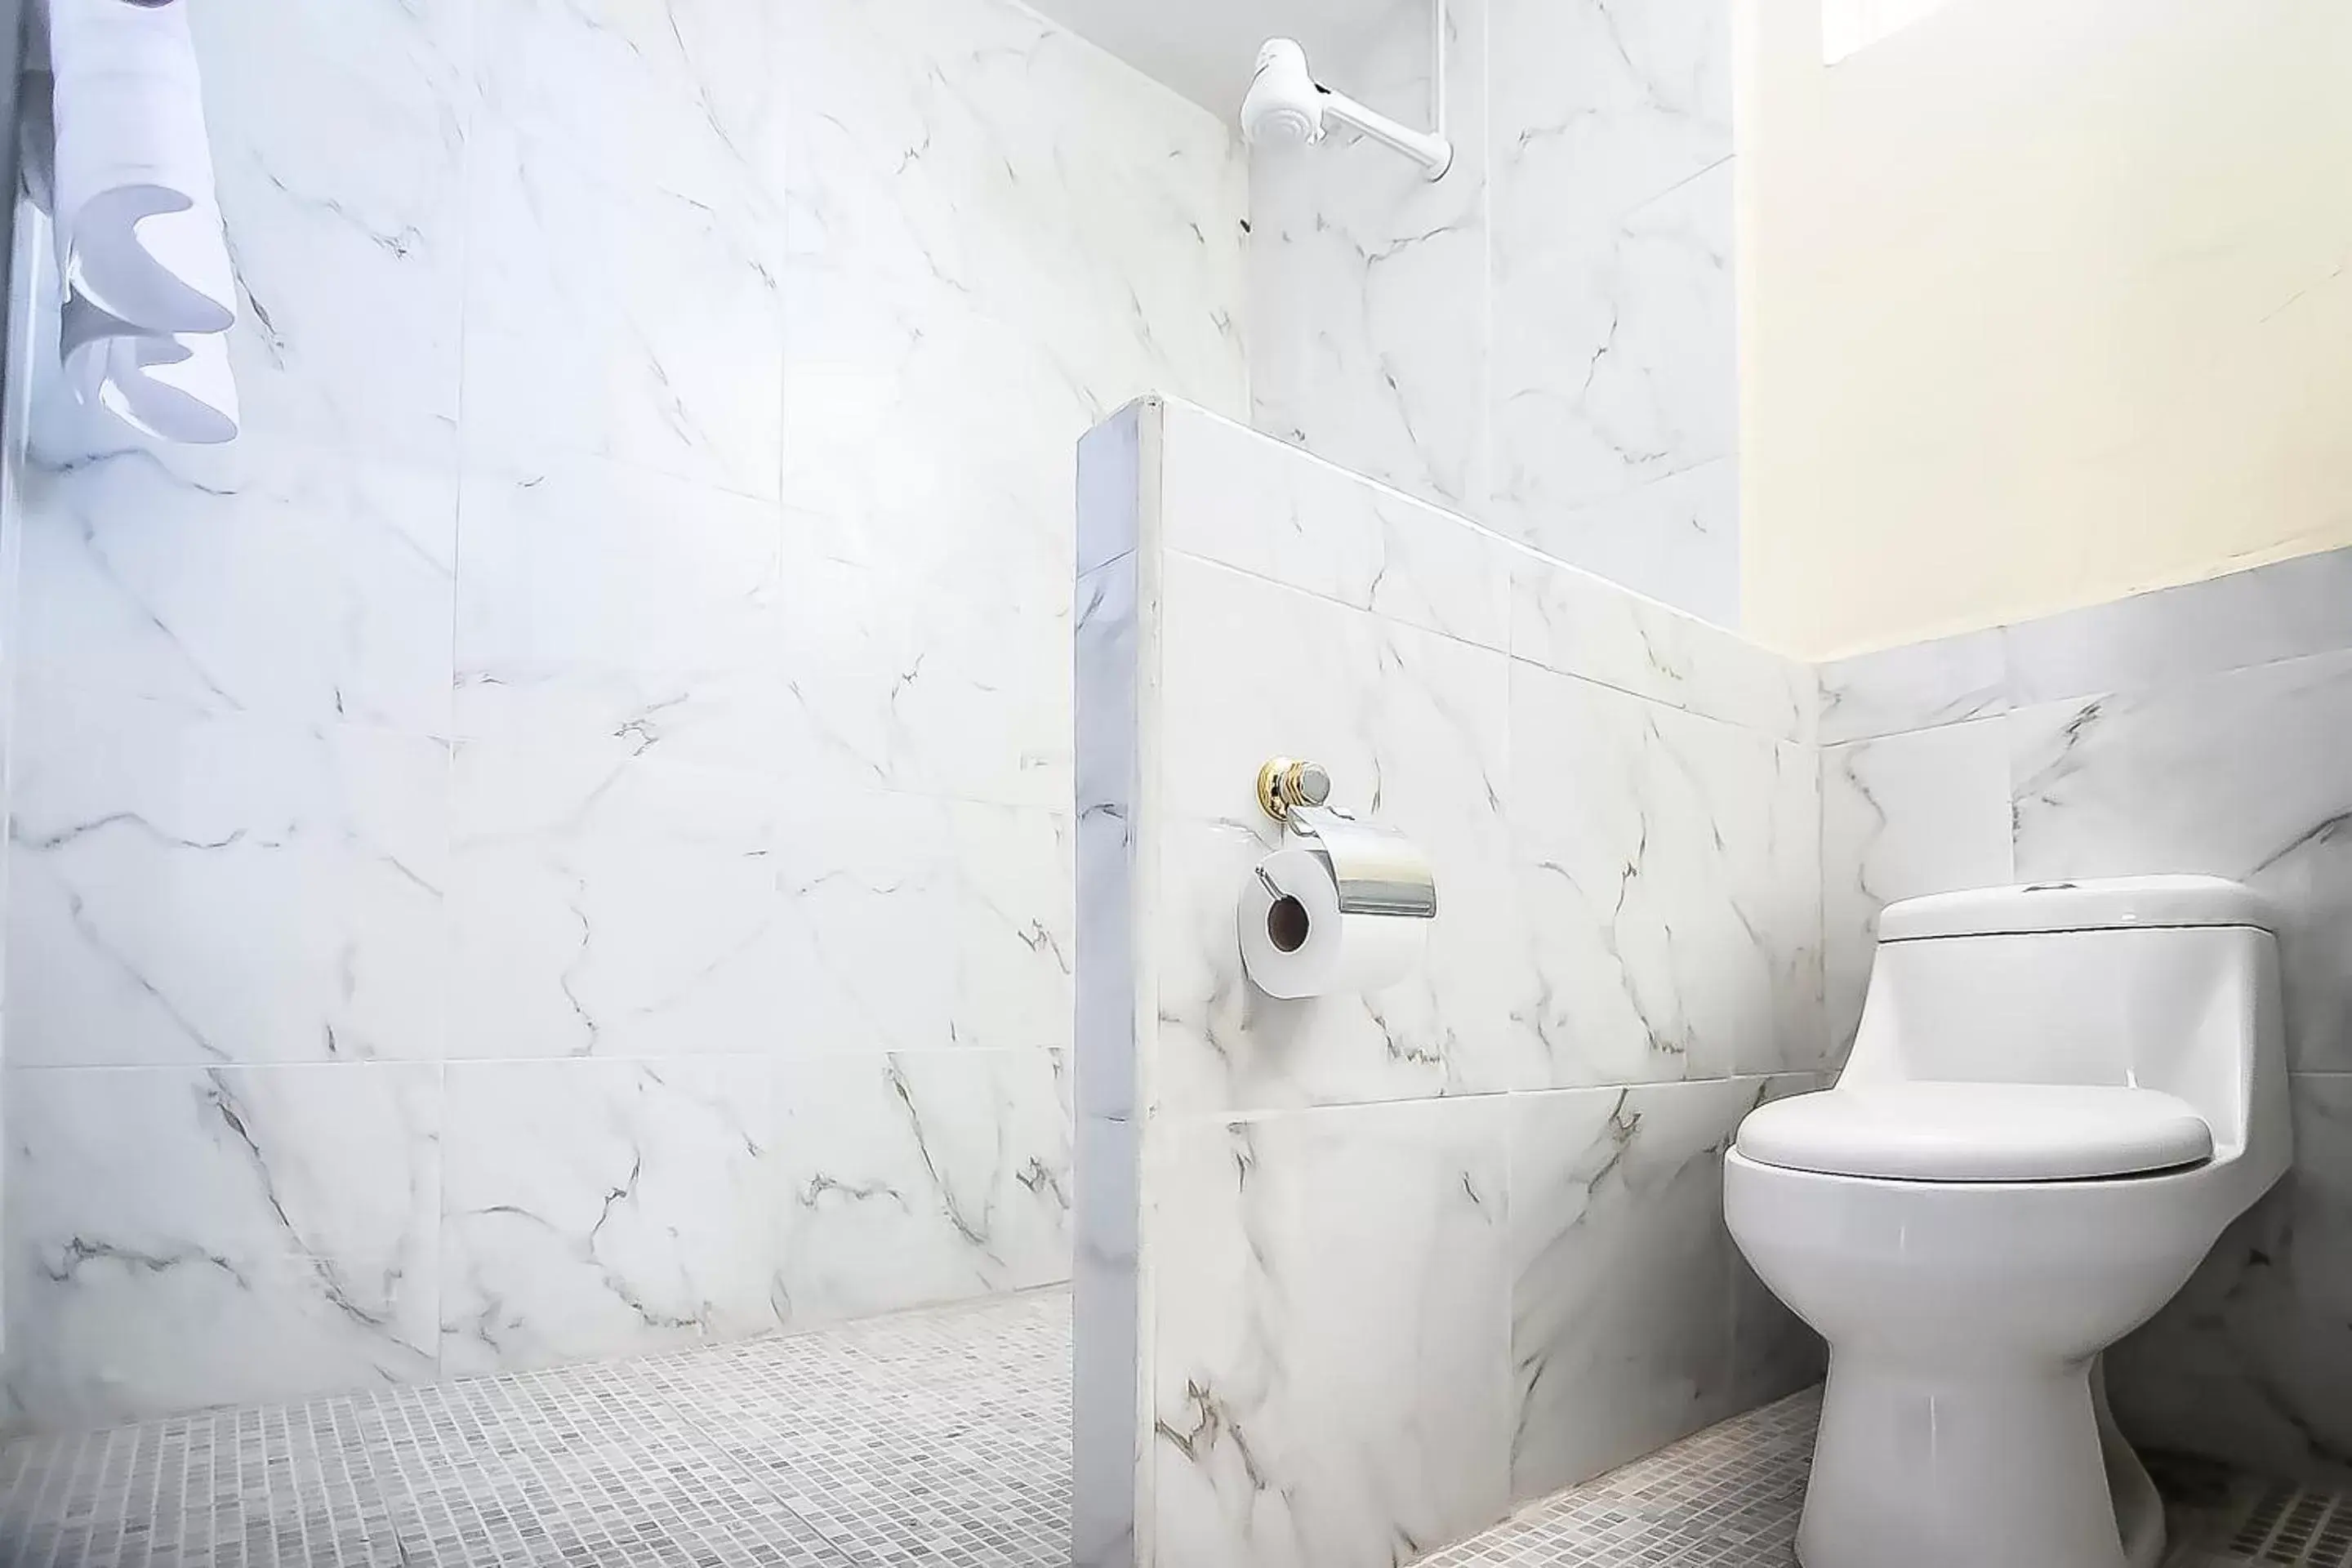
[1029,0,1392,119]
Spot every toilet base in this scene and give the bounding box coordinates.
[1795,1352,2163,1568]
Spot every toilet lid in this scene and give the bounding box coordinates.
[1735,1082,2214,1182]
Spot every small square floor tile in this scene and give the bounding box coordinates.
[7,1296,2345,1568]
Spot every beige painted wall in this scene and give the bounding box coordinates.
[1738,0,2352,658]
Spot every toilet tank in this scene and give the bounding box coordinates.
[1842,876,2284,1156]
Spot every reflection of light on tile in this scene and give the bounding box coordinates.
[1822,0,1964,65]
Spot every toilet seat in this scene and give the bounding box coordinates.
[1735,1083,2213,1183]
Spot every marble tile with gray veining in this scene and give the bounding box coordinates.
[1152,553,1518,1112]
[454,448,787,772]
[7,1062,443,1427]
[1245,0,1490,514]
[1816,625,2007,743]
[768,782,960,1055]
[473,0,786,224]
[462,111,787,501]
[1509,533,1811,742]
[1489,162,1735,524]
[7,689,448,1067]
[769,1049,1073,1327]
[1506,456,1743,634]
[18,439,457,736]
[1161,400,1510,653]
[1078,399,1150,577]
[1152,552,1511,833]
[439,1056,782,1376]
[2109,1073,2352,1488]
[1076,549,1147,1122]
[447,737,788,1060]
[1153,812,1463,1112]
[1,0,1255,1443]
[2008,648,2352,1072]
[767,508,1076,808]
[1507,662,1820,1089]
[779,0,1245,583]
[949,803,1076,1053]
[1148,1098,1512,1568]
[2003,544,2352,708]
[1820,719,2014,1053]
[1489,0,1731,256]
[1506,1078,1756,1506]
[190,0,472,466]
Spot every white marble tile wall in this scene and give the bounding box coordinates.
[1247,0,1741,625]
[1245,0,1490,518]
[1,0,1246,1428]
[1813,543,2352,1487]
[1818,717,2012,1054]
[1486,0,1740,623]
[1509,1076,1820,1503]
[1073,410,1154,1568]
[1075,401,1822,1568]
[8,1062,445,1426]
[1149,1098,1513,1567]
[2109,1076,2352,1489]
[0,167,29,1369]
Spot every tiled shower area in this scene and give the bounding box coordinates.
[1,0,2348,1559]
[0,1294,1072,1568]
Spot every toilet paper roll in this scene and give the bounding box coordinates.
[1238,847,1428,1000]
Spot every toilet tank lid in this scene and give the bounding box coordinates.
[1878,875,2278,942]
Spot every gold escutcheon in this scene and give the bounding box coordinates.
[1255,757,1333,821]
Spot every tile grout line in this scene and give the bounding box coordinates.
[616,1355,868,1568]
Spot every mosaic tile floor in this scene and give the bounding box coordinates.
[1433,1385,2352,1568]
[0,1289,1070,1568]
[4,1287,2347,1568]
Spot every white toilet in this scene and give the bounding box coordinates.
[1726,875,2291,1568]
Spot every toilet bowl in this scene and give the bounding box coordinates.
[1726,876,2290,1568]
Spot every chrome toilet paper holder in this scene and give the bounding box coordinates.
[1253,757,1437,920]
